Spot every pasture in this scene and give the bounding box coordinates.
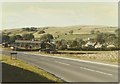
[2,25,117,40]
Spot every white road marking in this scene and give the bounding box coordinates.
[18,52,119,67]
[79,67,113,76]
[55,61,70,66]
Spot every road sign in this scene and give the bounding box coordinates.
[10,52,17,60]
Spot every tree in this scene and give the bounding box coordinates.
[6,32,11,35]
[96,30,100,34]
[68,40,78,49]
[22,27,37,31]
[40,41,47,49]
[2,34,10,43]
[55,40,67,50]
[9,35,16,43]
[96,33,106,44]
[115,36,120,49]
[15,35,23,40]
[69,30,73,35]
[91,30,95,34]
[115,28,120,34]
[38,30,45,34]
[22,33,34,40]
[76,38,84,49]
[25,28,30,31]
[0,33,2,43]
[72,40,78,48]
[40,34,53,41]
[30,27,37,31]
[9,35,23,43]
[106,34,117,45]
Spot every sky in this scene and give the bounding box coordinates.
[1,2,118,29]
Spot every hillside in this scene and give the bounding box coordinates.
[2,25,117,40]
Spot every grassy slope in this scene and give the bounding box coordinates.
[2,63,54,83]
[2,55,63,82]
[57,34,97,40]
[3,25,117,40]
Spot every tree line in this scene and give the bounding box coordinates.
[1,33,34,43]
[1,28,120,50]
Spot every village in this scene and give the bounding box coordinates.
[1,2,119,83]
[2,29,119,54]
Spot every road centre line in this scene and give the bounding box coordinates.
[55,61,70,66]
[79,67,113,76]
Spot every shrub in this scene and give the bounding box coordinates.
[69,30,73,35]
[40,34,53,41]
[22,33,34,40]
[90,30,95,34]
[38,30,45,34]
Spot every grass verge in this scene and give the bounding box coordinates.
[28,50,119,65]
[1,55,63,82]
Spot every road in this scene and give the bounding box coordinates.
[2,51,119,82]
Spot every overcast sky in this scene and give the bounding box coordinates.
[2,2,118,29]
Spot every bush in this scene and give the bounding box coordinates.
[55,40,67,50]
[38,30,45,34]
[2,34,10,43]
[40,34,53,41]
[22,33,34,40]
[69,30,73,35]
[15,35,23,40]
[91,30,95,34]
[22,27,37,31]
[9,35,16,43]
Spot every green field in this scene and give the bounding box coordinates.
[2,25,117,40]
[56,34,97,40]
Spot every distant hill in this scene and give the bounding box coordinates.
[2,25,117,40]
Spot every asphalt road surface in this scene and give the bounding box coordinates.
[2,51,119,82]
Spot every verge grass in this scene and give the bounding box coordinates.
[1,55,63,82]
[28,51,119,65]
